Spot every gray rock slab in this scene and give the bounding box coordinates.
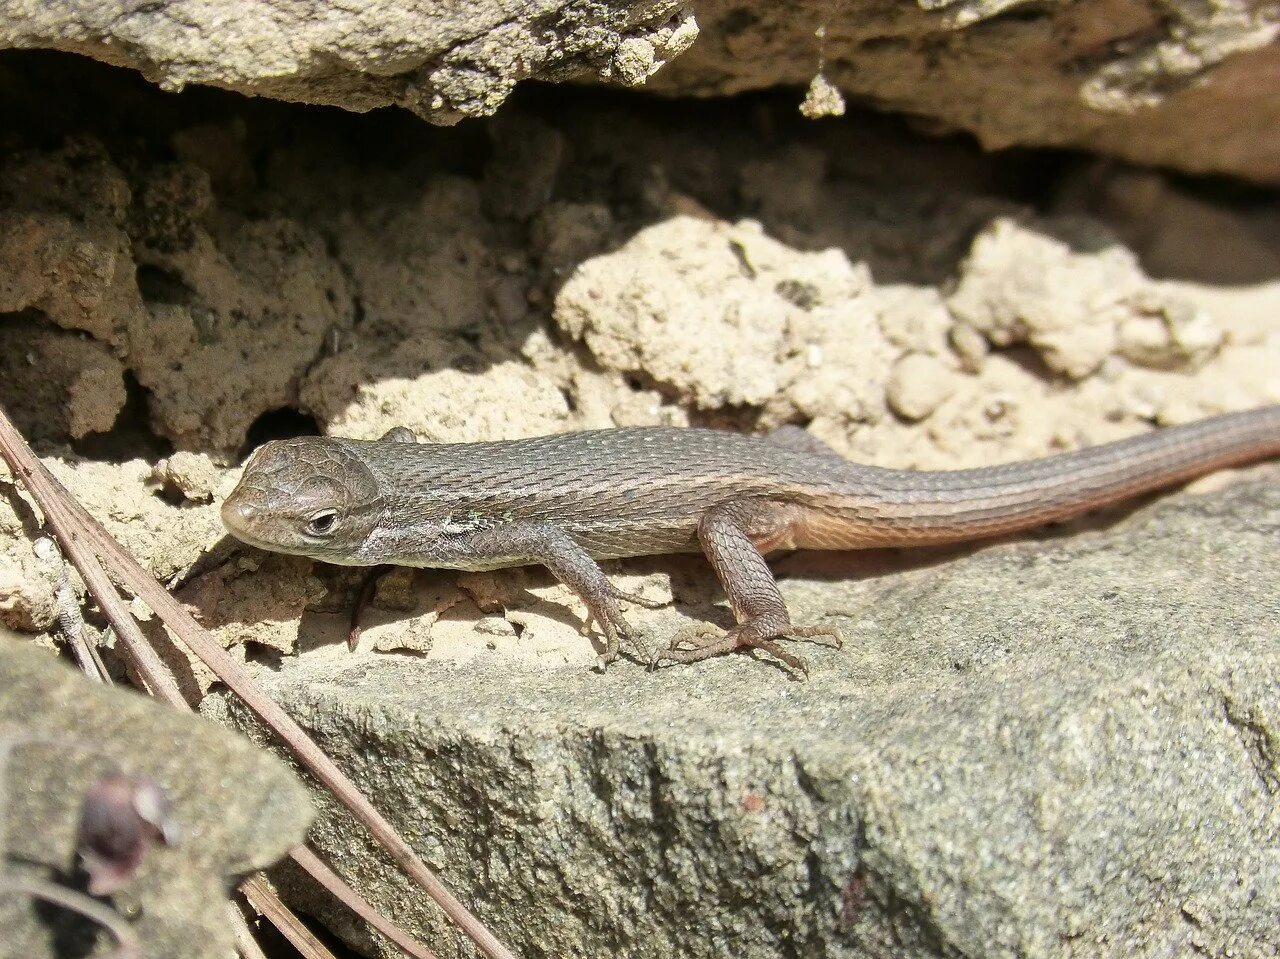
[0,638,313,959]
[205,470,1280,958]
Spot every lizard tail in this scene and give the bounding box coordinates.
[797,406,1280,549]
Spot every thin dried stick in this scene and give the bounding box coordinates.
[0,477,181,700]
[242,876,340,959]
[230,903,272,959]
[0,407,513,959]
[291,845,438,959]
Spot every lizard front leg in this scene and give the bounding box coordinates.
[463,523,637,667]
[653,500,840,673]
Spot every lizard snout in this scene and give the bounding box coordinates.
[221,493,260,535]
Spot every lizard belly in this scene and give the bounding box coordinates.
[569,518,702,560]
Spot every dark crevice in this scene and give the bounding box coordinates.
[72,372,173,463]
[242,642,285,670]
[247,896,368,959]
[992,344,1063,385]
[150,482,188,508]
[720,7,760,34]
[135,264,195,306]
[31,866,103,959]
[968,0,1058,28]
[240,407,321,458]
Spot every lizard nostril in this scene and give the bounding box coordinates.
[221,497,258,530]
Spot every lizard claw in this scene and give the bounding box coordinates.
[789,622,843,650]
[651,621,821,676]
[583,606,633,669]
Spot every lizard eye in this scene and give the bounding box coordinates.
[305,509,340,537]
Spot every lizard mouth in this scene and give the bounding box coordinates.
[219,436,384,559]
[220,491,318,557]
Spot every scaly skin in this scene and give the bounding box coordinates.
[222,408,1280,671]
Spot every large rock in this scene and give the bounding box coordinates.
[0,1,698,124]
[658,0,1280,183]
[1,0,1276,179]
[0,638,313,959]
[206,470,1280,958]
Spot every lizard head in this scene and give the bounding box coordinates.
[221,438,384,564]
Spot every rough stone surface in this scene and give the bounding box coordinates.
[2,1,1277,179]
[206,472,1280,958]
[0,637,313,959]
[0,321,126,441]
[657,0,1280,182]
[0,1,697,124]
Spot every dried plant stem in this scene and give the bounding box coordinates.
[230,903,272,959]
[241,877,340,959]
[0,454,185,703]
[291,845,438,959]
[0,407,514,959]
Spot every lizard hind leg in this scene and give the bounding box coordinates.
[651,500,842,674]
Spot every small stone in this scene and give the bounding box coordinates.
[151,452,219,503]
[67,365,127,438]
[1118,302,1224,371]
[885,353,958,421]
[612,38,657,86]
[800,73,846,119]
[0,562,52,632]
[949,322,989,372]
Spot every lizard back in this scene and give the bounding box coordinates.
[339,427,859,558]
[345,409,1280,555]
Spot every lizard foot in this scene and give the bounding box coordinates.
[583,606,637,670]
[655,626,809,674]
[650,621,842,673]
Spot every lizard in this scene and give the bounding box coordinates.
[221,407,1280,672]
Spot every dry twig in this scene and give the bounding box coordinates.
[242,876,341,959]
[0,407,504,959]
